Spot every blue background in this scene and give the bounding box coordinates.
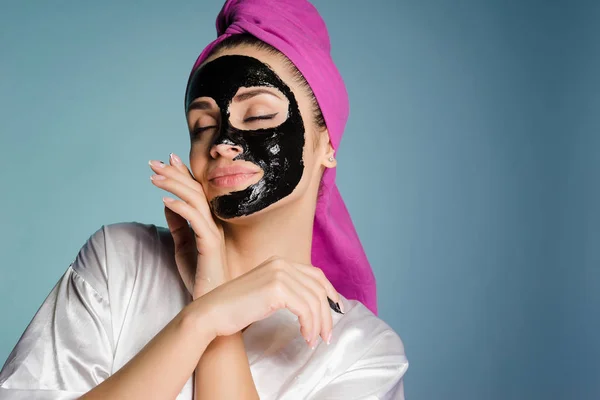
[1,1,598,399]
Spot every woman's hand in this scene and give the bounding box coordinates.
[149,153,344,348]
[149,153,228,299]
[195,256,342,348]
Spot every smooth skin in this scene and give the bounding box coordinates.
[79,44,340,399]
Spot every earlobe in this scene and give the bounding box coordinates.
[324,145,337,168]
[318,129,336,168]
[317,128,337,168]
[325,155,337,168]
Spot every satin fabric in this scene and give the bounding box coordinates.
[0,222,408,399]
[186,0,378,314]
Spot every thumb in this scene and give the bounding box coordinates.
[164,206,194,254]
[164,206,197,296]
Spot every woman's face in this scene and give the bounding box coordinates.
[185,45,333,221]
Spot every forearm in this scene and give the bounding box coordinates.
[194,332,259,400]
[80,302,215,400]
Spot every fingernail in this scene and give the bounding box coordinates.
[149,160,165,168]
[163,197,175,203]
[326,332,332,345]
[327,297,344,314]
[170,153,182,165]
[150,174,166,181]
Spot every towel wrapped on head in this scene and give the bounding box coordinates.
[186,0,377,315]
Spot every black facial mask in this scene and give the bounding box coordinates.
[185,55,305,219]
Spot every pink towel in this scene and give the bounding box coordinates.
[186,0,377,314]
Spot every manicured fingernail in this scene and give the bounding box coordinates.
[163,197,175,203]
[150,174,166,181]
[327,297,344,314]
[169,153,182,165]
[326,332,332,345]
[149,160,165,168]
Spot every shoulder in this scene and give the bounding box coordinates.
[70,221,175,296]
[303,296,408,397]
[335,295,408,366]
[94,221,173,249]
[80,221,174,257]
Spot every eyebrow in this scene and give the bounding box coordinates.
[187,88,282,112]
[233,88,282,102]
[187,100,214,112]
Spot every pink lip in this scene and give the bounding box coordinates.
[208,164,262,188]
[210,173,260,188]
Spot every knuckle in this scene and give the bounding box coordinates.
[271,257,286,269]
[271,268,288,283]
[300,302,312,319]
[262,256,280,268]
[317,287,327,299]
[315,267,326,279]
[317,289,326,302]
[307,297,319,315]
[269,259,288,274]
[314,268,330,285]
[269,278,287,296]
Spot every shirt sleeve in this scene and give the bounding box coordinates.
[0,226,114,400]
[309,329,409,400]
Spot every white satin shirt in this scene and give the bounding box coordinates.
[0,222,408,399]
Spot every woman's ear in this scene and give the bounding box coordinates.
[318,129,337,168]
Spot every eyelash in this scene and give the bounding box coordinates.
[244,113,278,122]
[191,125,216,138]
[191,113,278,137]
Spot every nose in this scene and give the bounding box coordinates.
[210,139,243,160]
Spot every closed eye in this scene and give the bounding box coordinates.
[191,125,217,138]
[243,113,278,123]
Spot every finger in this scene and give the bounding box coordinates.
[164,205,191,249]
[162,197,217,252]
[152,174,215,231]
[168,153,206,195]
[149,159,212,218]
[150,158,204,194]
[169,152,187,171]
[293,264,341,308]
[286,266,331,345]
[169,153,200,183]
[268,269,315,345]
[150,161,209,209]
[164,206,195,294]
[283,269,323,348]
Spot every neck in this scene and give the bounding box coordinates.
[222,196,316,279]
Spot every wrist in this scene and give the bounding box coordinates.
[193,254,229,299]
[181,297,217,344]
[204,331,244,356]
[193,284,220,300]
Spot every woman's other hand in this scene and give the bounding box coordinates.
[149,153,227,299]
[195,256,342,349]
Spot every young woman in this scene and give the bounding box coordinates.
[0,0,408,398]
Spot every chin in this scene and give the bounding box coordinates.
[211,190,302,224]
[211,200,278,223]
[208,172,316,222]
